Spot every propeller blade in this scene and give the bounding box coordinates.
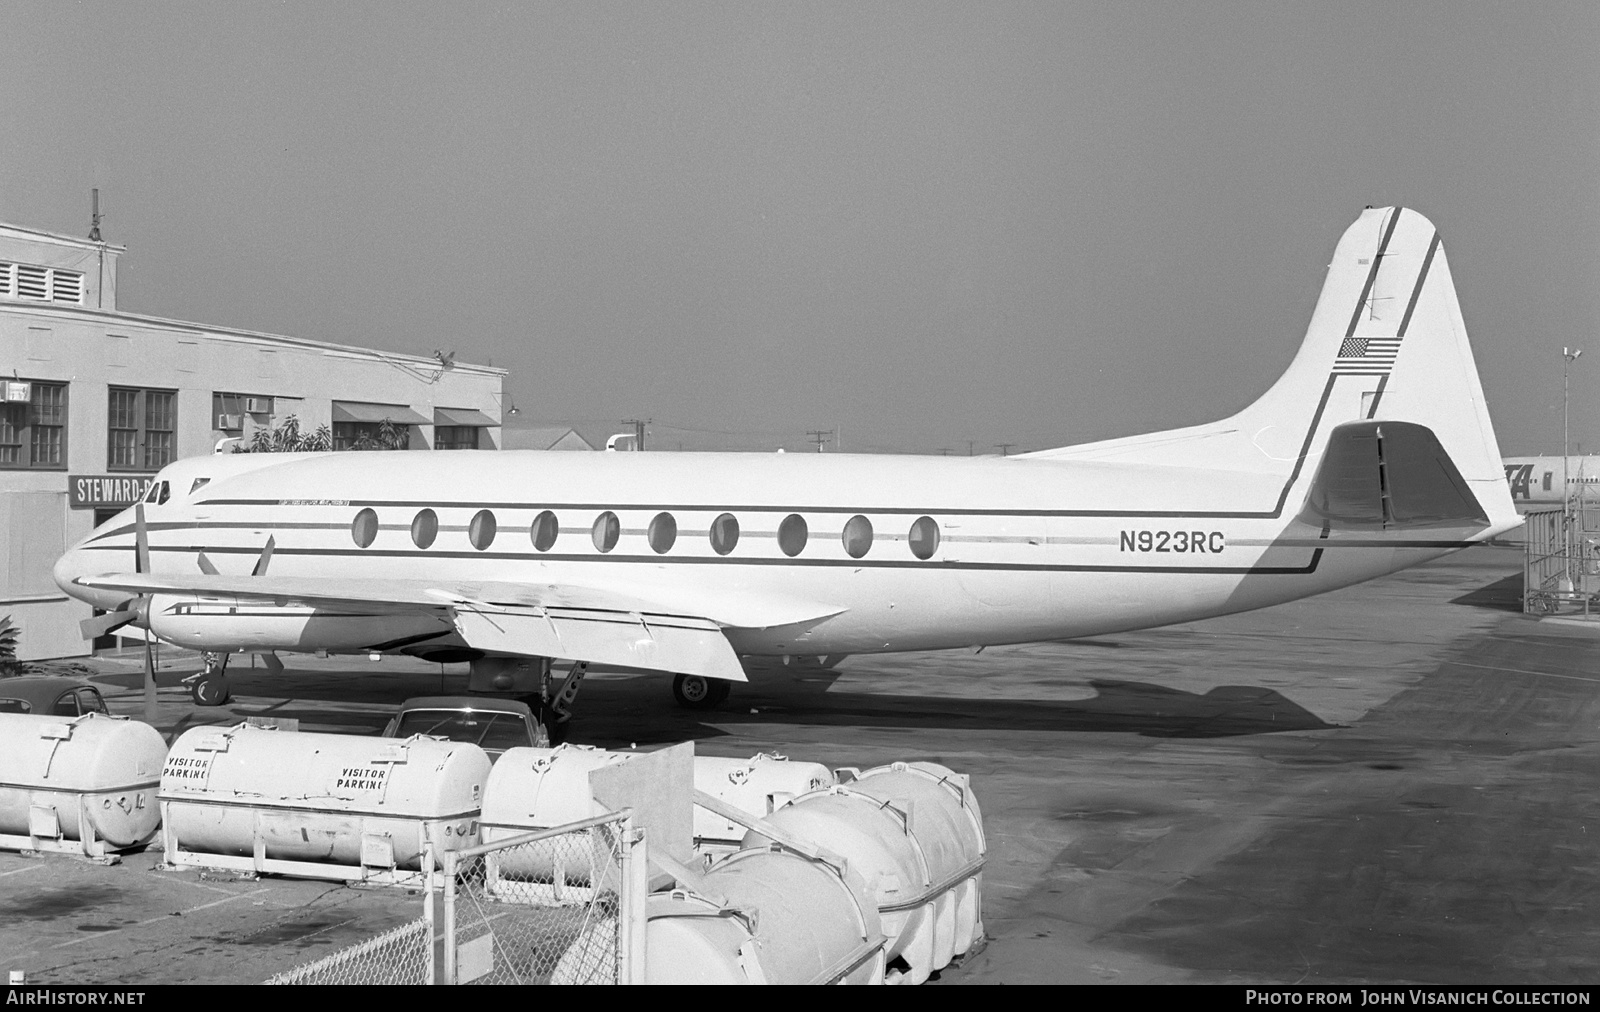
[196,552,219,576]
[134,503,151,575]
[80,609,135,640]
[261,651,284,675]
[142,629,158,724]
[252,536,275,577]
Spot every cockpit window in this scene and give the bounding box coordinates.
[190,478,210,495]
[144,481,170,505]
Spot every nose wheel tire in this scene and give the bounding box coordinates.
[672,674,730,710]
[191,674,231,707]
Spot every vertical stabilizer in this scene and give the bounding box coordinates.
[1024,207,1519,535]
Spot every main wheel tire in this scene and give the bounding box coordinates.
[672,674,730,710]
[191,674,230,707]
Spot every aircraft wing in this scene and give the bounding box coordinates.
[69,572,848,683]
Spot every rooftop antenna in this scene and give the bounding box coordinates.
[89,188,102,242]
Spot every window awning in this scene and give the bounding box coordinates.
[433,407,500,427]
[332,402,430,425]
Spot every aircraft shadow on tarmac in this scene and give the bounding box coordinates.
[1449,572,1525,612]
[96,663,1337,746]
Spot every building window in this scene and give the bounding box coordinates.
[0,262,84,304]
[0,380,68,469]
[334,420,411,451]
[435,425,479,450]
[213,392,274,431]
[108,387,176,471]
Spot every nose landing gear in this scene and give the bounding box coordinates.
[186,652,232,706]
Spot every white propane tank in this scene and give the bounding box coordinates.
[842,761,986,981]
[692,753,835,853]
[483,746,835,857]
[0,712,167,858]
[160,724,489,878]
[740,785,935,981]
[641,847,885,984]
[479,745,632,894]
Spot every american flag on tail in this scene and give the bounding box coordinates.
[1332,335,1402,375]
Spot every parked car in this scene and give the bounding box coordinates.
[0,676,112,716]
[379,696,550,757]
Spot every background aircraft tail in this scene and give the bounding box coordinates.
[1025,206,1519,534]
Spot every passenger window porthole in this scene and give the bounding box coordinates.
[842,514,873,559]
[411,508,438,549]
[648,512,677,554]
[908,516,940,560]
[592,511,620,553]
[710,513,740,555]
[468,509,497,550]
[351,507,379,548]
[531,510,559,551]
[778,514,808,557]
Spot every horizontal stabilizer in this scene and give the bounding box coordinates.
[1298,420,1488,530]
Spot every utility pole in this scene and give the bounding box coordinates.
[806,429,833,453]
[966,440,975,457]
[995,443,1015,457]
[622,418,649,452]
[937,448,952,456]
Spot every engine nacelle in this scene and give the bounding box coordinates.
[146,594,453,654]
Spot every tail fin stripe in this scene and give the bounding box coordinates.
[1344,208,1405,339]
[1395,231,1443,339]
[1364,374,1390,419]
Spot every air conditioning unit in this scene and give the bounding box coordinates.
[243,398,272,415]
[3,381,30,403]
[217,414,243,430]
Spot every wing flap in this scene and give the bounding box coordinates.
[451,605,747,682]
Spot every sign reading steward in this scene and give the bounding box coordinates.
[69,474,155,510]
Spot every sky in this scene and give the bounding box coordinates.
[2,2,1597,454]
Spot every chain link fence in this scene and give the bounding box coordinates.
[444,813,639,984]
[265,811,645,985]
[263,917,435,985]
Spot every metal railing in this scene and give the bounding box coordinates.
[1524,507,1600,616]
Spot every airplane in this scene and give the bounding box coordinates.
[1501,455,1600,511]
[53,206,1520,731]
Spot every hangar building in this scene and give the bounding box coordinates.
[1,219,507,661]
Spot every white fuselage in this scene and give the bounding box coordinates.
[55,447,1488,659]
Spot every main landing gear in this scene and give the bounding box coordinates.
[186,652,232,706]
[537,661,588,745]
[672,674,730,710]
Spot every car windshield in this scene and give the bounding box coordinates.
[393,710,531,752]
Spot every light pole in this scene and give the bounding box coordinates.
[1562,347,1582,589]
